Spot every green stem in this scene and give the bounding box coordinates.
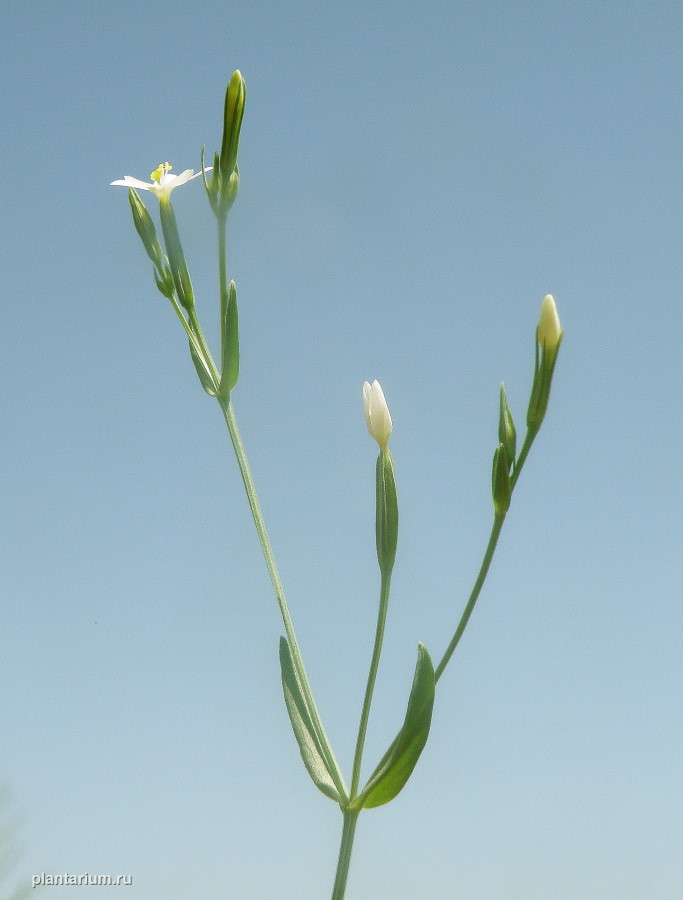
[168,295,213,373]
[434,425,540,683]
[208,212,347,801]
[218,216,229,311]
[434,512,505,682]
[330,809,360,900]
[187,307,219,383]
[214,211,345,789]
[511,427,538,491]
[218,397,348,804]
[350,569,392,797]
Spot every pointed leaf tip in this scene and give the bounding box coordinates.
[279,637,342,804]
[353,642,435,810]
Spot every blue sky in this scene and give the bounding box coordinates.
[1,1,682,898]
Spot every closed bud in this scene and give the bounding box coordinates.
[158,197,195,311]
[498,383,516,468]
[128,189,164,269]
[537,294,562,352]
[527,294,563,431]
[491,444,511,515]
[363,380,393,450]
[219,70,246,212]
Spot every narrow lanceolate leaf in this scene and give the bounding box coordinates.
[189,340,217,396]
[279,637,341,804]
[352,642,435,810]
[375,450,398,577]
[218,280,239,397]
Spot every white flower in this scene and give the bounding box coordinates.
[537,294,562,351]
[363,380,393,450]
[110,162,208,200]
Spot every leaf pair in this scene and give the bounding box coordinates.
[188,281,239,398]
[279,638,435,811]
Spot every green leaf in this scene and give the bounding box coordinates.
[189,340,217,396]
[279,637,341,804]
[375,449,398,576]
[352,642,435,810]
[218,280,239,397]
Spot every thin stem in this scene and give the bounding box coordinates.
[434,425,541,683]
[211,210,347,799]
[188,307,219,383]
[350,569,392,798]
[218,398,348,803]
[511,427,538,491]
[330,809,360,900]
[168,295,217,385]
[434,513,505,682]
[218,216,229,309]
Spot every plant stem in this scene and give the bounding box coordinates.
[217,397,348,803]
[434,426,540,683]
[218,216,229,308]
[331,809,360,900]
[210,213,347,801]
[350,569,392,798]
[434,512,505,682]
[168,294,217,386]
[188,307,219,381]
[511,428,538,491]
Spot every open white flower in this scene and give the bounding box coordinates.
[363,380,393,450]
[110,162,207,200]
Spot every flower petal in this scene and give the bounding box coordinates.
[167,168,197,186]
[363,380,393,449]
[110,175,155,190]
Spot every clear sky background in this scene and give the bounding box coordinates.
[1,2,681,898]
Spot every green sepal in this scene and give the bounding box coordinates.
[189,340,217,396]
[491,443,511,514]
[526,331,563,431]
[218,280,239,397]
[153,269,172,300]
[279,637,342,804]
[158,197,195,311]
[201,146,221,215]
[498,383,516,469]
[153,263,175,300]
[351,643,435,811]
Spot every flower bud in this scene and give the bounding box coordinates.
[491,444,511,515]
[219,70,246,212]
[527,294,563,431]
[363,380,393,450]
[158,197,194,311]
[537,294,562,351]
[498,383,516,469]
[128,189,164,269]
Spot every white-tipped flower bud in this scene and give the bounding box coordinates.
[537,294,562,351]
[527,294,563,430]
[363,380,393,450]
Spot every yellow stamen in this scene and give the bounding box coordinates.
[150,162,172,184]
